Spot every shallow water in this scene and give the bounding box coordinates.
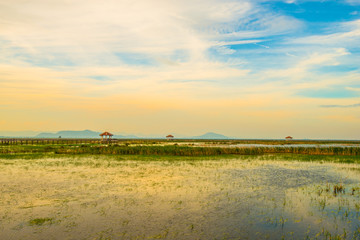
[229,144,360,148]
[0,158,359,239]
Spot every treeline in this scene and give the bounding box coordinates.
[53,145,360,156]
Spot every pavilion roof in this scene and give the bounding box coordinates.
[166,135,174,138]
[100,131,113,136]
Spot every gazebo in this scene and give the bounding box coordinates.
[285,136,293,140]
[100,131,113,140]
[166,134,174,140]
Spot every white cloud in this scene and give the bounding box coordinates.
[262,48,350,81]
[346,87,360,92]
[213,39,263,55]
[297,48,350,67]
[214,40,262,46]
[288,20,360,47]
[214,46,236,55]
[345,0,360,5]
[0,0,303,67]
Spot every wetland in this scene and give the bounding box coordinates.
[0,150,360,239]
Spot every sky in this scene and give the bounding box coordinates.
[0,0,360,139]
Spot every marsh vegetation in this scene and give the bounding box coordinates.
[0,152,359,239]
[0,141,360,159]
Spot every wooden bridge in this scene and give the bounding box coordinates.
[0,138,119,145]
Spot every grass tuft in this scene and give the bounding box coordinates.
[28,217,54,226]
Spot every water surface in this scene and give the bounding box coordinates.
[0,157,359,239]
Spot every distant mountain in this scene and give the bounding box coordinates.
[0,131,40,137]
[36,130,98,138]
[192,132,230,139]
[8,130,229,139]
[36,132,59,138]
[35,130,138,139]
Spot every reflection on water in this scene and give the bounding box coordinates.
[0,158,359,239]
[229,144,360,148]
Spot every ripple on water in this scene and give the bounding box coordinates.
[0,158,359,239]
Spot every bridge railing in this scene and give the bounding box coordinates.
[0,138,119,145]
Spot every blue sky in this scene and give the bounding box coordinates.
[0,0,359,138]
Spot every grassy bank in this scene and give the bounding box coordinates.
[0,144,360,163]
[2,144,359,155]
[62,145,360,156]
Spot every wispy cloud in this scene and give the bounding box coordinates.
[0,0,303,67]
[287,20,360,47]
[345,0,360,6]
[320,103,360,108]
[214,40,262,46]
[261,48,350,81]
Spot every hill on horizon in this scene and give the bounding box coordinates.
[192,132,230,139]
[35,130,138,139]
[27,130,231,139]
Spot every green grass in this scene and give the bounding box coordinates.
[32,144,360,156]
[0,143,359,163]
[0,152,359,164]
[2,144,360,155]
[28,217,54,226]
